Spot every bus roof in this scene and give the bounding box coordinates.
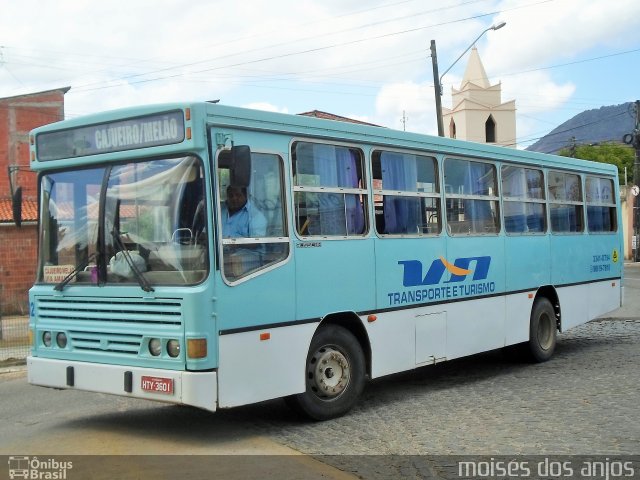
[30,101,619,177]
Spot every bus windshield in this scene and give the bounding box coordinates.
[38,155,208,287]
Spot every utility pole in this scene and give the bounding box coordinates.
[430,40,445,137]
[569,136,577,157]
[634,100,640,262]
[429,23,506,139]
[625,100,640,261]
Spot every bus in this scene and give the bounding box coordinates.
[22,103,623,420]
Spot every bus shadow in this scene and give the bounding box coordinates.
[367,349,514,392]
[62,398,300,449]
[359,333,615,407]
[63,332,618,442]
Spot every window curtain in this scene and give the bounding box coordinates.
[463,161,493,231]
[526,170,544,232]
[381,152,420,234]
[550,174,582,232]
[586,177,612,232]
[249,155,285,237]
[309,144,364,235]
[503,168,526,233]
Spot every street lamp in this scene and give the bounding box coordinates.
[430,22,506,137]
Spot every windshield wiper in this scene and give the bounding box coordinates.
[53,253,96,291]
[111,227,155,293]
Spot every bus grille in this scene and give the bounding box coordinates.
[68,331,143,354]
[36,297,182,356]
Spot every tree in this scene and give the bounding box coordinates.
[558,142,634,185]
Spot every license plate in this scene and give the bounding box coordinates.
[141,376,174,395]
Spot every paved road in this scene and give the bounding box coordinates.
[1,266,639,478]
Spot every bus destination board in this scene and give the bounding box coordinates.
[36,110,185,161]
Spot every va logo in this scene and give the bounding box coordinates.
[398,256,491,287]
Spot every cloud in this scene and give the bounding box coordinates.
[374,81,438,134]
[503,71,576,147]
[501,71,575,114]
[2,0,639,149]
[483,0,640,72]
[241,102,289,114]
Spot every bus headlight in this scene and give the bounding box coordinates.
[43,331,52,347]
[56,332,68,348]
[167,340,180,358]
[149,338,162,356]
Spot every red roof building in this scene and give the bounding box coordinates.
[298,110,382,127]
[1,87,68,315]
[0,198,38,223]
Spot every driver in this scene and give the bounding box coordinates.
[221,186,267,238]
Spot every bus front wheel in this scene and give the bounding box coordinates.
[525,297,557,362]
[286,325,365,421]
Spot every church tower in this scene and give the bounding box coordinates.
[442,47,516,147]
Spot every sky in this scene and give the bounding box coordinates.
[1,0,639,149]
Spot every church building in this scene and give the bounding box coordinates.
[442,47,516,147]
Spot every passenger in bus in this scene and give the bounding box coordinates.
[221,186,267,238]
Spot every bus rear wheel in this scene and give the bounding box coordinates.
[286,325,365,421]
[525,297,557,362]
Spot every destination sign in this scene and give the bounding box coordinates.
[36,110,185,161]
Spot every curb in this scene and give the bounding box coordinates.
[0,363,27,376]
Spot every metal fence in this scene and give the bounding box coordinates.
[0,314,29,364]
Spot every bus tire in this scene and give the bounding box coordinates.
[286,325,365,421]
[525,297,557,362]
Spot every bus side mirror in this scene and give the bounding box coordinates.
[12,186,23,228]
[231,145,251,187]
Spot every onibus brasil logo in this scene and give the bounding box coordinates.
[8,456,73,479]
[387,255,495,306]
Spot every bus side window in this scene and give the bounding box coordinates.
[548,171,583,233]
[444,158,499,235]
[502,165,546,235]
[586,176,617,232]
[292,142,368,237]
[218,152,289,282]
[372,150,440,236]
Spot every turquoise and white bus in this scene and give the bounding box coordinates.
[23,103,623,420]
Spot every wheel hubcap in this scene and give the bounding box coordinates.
[309,346,350,399]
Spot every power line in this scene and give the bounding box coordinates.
[71,0,555,93]
[23,0,486,93]
[496,48,640,79]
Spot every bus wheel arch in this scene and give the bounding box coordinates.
[535,286,561,331]
[285,312,369,420]
[318,312,371,377]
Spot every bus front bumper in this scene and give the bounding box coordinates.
[27,356,217,412]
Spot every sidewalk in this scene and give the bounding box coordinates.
[0,363,27,377]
